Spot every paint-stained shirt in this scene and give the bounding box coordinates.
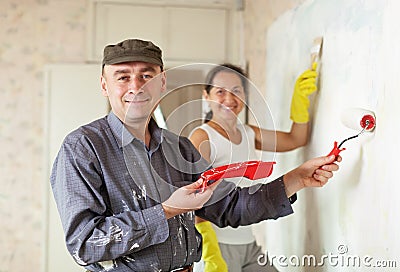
[50,111,295,272]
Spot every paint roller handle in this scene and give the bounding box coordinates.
[328,116,373,159]
[327,141,346,158]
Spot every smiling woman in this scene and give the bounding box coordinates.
[189,63,318,272]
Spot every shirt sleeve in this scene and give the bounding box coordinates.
[50,136,169,266]
[195,175,295,228]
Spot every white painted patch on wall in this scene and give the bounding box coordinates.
[259,0,400,271]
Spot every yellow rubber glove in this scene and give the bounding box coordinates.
[290,62,318,123]
[195,221,228,272]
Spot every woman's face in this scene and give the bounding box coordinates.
[205,71,246,120]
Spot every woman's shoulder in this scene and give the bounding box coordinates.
[189,124,210,142]
[243,123,257,136]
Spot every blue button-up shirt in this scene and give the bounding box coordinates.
[50,112,294,271]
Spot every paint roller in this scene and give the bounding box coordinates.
[328,108,376,157]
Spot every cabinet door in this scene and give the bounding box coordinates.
[43,64,109,272]
[88,1,231,65]
[166,7,227,63]
[92,3,167,60]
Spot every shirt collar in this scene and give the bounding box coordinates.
[107,111,164,148]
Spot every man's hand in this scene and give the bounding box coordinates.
[283,155,341,197]
[162,178,222,219]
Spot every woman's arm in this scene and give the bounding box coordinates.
[189,128,211,162]
[250,122,309,152]
[249,63,318,153]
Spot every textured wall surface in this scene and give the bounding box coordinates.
[243,0,308,255]
[248,0,400,271]
[243,0,306,101]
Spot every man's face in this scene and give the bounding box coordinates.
[101,61,166,125]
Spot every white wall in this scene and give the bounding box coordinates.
[257,0,400,271]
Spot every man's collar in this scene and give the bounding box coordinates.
[107,111,164,148]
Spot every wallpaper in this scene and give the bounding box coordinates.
[0,0,86,270]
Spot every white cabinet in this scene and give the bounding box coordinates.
[90,3,168,59]
[164,7,227,62]
[88,0,238,66]
[43,64,109,272]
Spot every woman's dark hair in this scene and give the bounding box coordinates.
[203,63,248,123]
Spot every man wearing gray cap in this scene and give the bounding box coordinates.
[50,38,340,272]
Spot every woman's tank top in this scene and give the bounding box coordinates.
[194,123,258,244]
